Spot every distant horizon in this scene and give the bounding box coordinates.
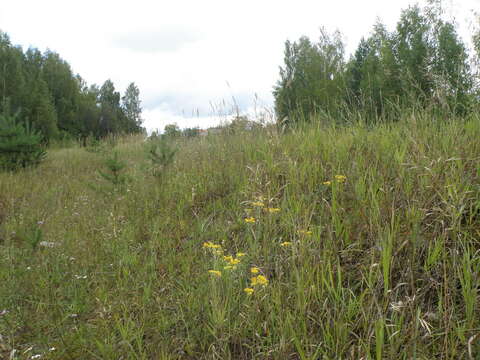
[1,0,478,131]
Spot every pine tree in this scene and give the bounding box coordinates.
[0,112,46,171]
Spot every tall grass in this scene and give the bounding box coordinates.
[0,113,479,359]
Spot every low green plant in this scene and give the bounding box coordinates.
[98,151,128,187]
[17,223,44,250]
[85,136,105,153]
[146,138,176,177]
[0,113,46,171]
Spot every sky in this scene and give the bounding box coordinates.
[0,0,478,131]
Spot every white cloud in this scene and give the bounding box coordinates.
[112,25,202,53]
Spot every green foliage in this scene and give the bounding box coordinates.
[84,136,105,153]
[21,223,43,250]
[0,30,144,143]
[0,112,46,171]
[273,29,346,125]
[1,114,480,358]
[98,151,128,187]
[182,127,200,137]
[274,2,475,126]
[146,138,176,177]
[122,82,143,133]
[163,123,181,138]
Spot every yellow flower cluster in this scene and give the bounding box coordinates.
[202,241,223,255]
[223,255,241,269]
[243,287,254,295]
[323,174,347,185]
[250,274,269,286]
[202,241,222,249]
[250,199,281,214]
[244,217,256,223]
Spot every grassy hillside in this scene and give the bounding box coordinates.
[1,114,479,359]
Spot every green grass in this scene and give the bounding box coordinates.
[0,114,479,359]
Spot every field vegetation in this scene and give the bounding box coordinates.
[1,0,480,358]
[1,111,480,359]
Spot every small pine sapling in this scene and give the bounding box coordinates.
[0,113,46,171]
[146,139,177,177]
[98,151,128,187]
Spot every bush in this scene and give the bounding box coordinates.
[145,138,176,177]
[0,113,46,171]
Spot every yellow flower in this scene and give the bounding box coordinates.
[244,287,254,295]
[298,230,313,236]
[335,175,347,183]
[208,270,222,277]
[251,275,269,286]
[255,275,269,286]
[230,258,241,265]
[323,181,332,185]
[266,207,281,213]
[224,265,237,270]
[251,201,264,207]
[280,242,292,247]
[250,267,260,274]
[203,241,222,249]
[224,255,241,265]
[245,217,256,223]
[236,252,246,258]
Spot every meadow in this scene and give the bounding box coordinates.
[0,113,479,359]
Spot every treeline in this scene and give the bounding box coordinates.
[274,2,480,125]
[0,31,144,143]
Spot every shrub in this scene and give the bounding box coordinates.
[146,138,176,177]
[0,113,46,171]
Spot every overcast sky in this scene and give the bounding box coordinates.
[0,0,478,131]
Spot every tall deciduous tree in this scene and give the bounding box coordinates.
[122,82,143,133]
[273,28,346,125]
